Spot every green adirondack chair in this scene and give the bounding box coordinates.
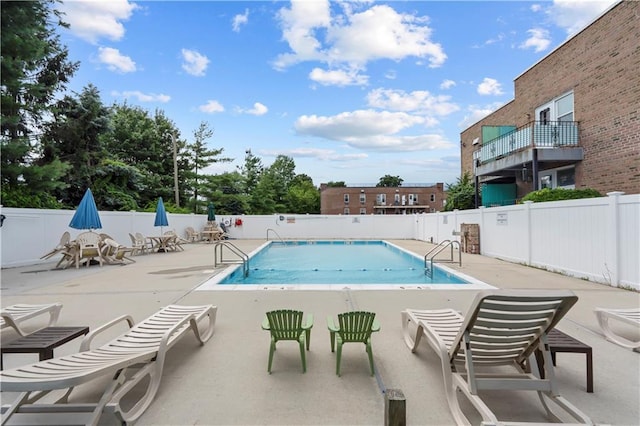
[327,311,380,376]
[262,309,313,373]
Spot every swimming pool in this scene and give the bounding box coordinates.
[197,240,493,291]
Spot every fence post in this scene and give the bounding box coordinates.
[384,388,406,426]
[524,201,533,266]
[605,192,624,287]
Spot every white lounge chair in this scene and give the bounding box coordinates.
[101,238,136,265]
[594,307,640,352]
[401,290,594,425]
[0,304,216,426]
[0,303,63,337]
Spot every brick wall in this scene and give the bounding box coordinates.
[461,1,640,195]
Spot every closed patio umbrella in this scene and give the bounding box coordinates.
[154,197,169,234]
[69,188,102,230]
[207,202,216,222]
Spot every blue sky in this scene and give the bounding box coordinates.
[57,0,617,187]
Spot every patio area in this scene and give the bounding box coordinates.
[1,239,639,425]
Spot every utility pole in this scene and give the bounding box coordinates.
[171,132,179,207]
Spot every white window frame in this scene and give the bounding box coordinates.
[359,208,367,215]
[359,193,366,204]
[535,91,574,123]
[538,166,576,190]
[343,208,350,215]
[376,194,386,205]
[344,194,349,204]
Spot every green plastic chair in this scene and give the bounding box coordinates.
[262,309,313,373]
[327,311,380,376]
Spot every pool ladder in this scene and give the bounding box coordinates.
[424,240,461,278]
[266,228,285,243]
[214,241,249,277]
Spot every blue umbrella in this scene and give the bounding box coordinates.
[154,197,169,233]
[69,188,102,230]
[207,202,216,221]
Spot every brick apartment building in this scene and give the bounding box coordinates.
[460,0,639,206]
[319,184,446,215]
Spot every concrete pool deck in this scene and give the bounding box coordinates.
[1,239,639,425]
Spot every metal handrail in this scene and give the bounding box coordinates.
[424,240,461,278]
[214,241,249,277]
[266,228,285,243]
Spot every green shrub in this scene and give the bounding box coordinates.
[521,188,602,203]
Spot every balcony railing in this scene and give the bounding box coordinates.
[478,121,579,164]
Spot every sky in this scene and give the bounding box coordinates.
[57,0,618,187]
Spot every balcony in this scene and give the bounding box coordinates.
[475,121,583,178]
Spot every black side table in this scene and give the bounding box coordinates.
[1,326,89,370]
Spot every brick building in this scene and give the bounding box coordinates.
[460,0,639,206]
[319,184,446,215]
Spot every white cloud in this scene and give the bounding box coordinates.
[181,49,210,76]
[97,47,136,73]
[111,90,170,103]
[440,79,456,90]
[294,109,453,152]
[199,100,225,113]
[60,0,138,44]
[477,78,504,96]
[273,2,446,84]
[309,68,368,87]
[519,28,551,52]
[260,147,368,161]
[547,0,617,37]
[237,102,269,116]
[459,102,506,130]
[232,9,249,32]
[366,88,459,116]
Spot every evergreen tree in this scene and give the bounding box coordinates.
[184,121,232,213]
[1,0,79,207]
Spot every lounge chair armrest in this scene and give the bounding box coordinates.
[327,316,339,332]
[80,315,135,351]
[302,314,314,329]
[261,317,270,330]
[371,320,381,332]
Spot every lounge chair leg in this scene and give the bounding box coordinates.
[336,342,343,376]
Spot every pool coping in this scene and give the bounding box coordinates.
[195,240,496,291]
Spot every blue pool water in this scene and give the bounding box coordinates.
[219,241,468,286]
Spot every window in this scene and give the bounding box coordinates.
[539,166,575,190]
[394,193,400,205]
[359,193,366,204]
[344,194,349,204]
[430,194,436,202]
[535,91,574,123]
[376,194,386,205]
[359,208,367,215]
[343,208,350,215]
[556,93,574,122]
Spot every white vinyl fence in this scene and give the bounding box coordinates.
[1,192,638,290]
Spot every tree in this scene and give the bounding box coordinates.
[184,121,232,213]
[263,155,296,211]
[377,175,403,187]
[102,104,183,208]
[287,174,320,213]
[203,172,247,215]
[444,171,476,211]
[1,0,79,207]
[326,181,346,187]
[238,149,263,193]
[41,84,111,207]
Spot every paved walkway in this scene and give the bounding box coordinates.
[1,240,639,425]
